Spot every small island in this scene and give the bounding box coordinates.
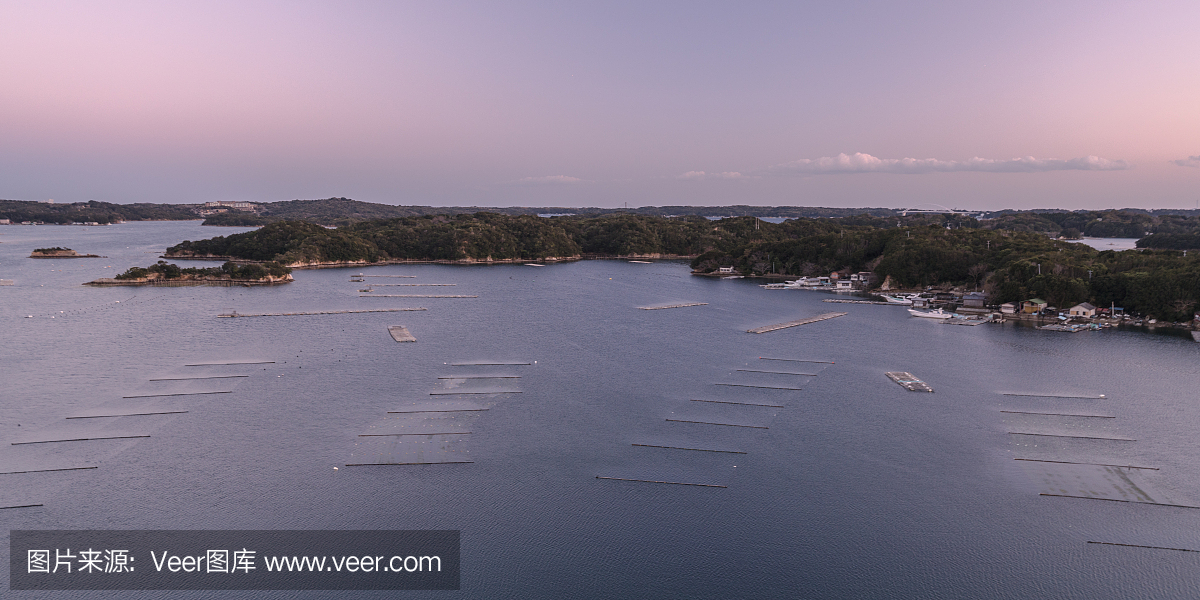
[30,247,103,258]
[85,260,292,286]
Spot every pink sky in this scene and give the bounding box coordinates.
[1,1,1198,209]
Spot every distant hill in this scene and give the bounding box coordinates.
[0,199,197,224]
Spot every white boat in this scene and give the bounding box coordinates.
[880,294,913,305]
[908,308,950,319]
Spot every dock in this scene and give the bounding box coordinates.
[218,308,427,317]
[886,371,933,392]
[639,302,708,310]
[747,312,847,333]
[388,325,416,342]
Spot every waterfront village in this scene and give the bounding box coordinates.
[742,268,1199,336]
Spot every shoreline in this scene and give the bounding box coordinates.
[160,253,698,269]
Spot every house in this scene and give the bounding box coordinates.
[835,279,855,290]
[1023,299,1048,314]
[1000,302,1018,314]
[962,292,986,309]
[1069,302,1096,317]
[718,266,735,274]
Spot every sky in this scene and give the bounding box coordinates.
[1,1,1198,210]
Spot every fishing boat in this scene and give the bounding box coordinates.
[908,307,950,319]
[879,294,914,305]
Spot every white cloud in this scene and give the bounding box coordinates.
[505,175,585,186]
[1173,155,1200,168]
[761,152,1133,175]
[676,170,746,180]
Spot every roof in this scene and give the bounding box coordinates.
[1026,298,1047,305]
[1071,302,1096,310]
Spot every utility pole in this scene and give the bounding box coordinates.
[1037,263,1041,275]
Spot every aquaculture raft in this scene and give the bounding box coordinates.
[747,312,847,333]
[886,371,933,392]
[388,325,416,342]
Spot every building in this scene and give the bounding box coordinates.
[1069,302,1097,317]
[962,292,986,309]
[1000,302,1018,314]
[1023,298,1048,314]
[718,266,735,274]
[202,201,257,212]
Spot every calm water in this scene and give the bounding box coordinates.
[3,222,1200,599]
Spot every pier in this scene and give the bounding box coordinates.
[632,444,746,454]
[219,308,426,317]
[748,312,847,333]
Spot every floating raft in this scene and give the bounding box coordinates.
[148,375,248,381]
[1000,410,1114,418]
[12,435,150,445]
[748,312,847,334]
[218,308,426,318]
[760,357,834,364]
[361,294,477,298]
[736,369,817,376]
[373,283,456,286]
[0,279,14,286]
[639,302,708,310]
[185,361,274,366]
[345,461,473,466]
[714,382,802,391]
[886,371,933,392]
[595,476,725,488]
[67,410,188,419]
[388,325,416,342]
[1002,392,1106,399]
[0,466,97,475]
[1087,541,1200,553]
[1015,458,1157,470]
[451,361,531,366]
[362,275,416,278]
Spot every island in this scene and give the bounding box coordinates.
[29,247,103,258]
[85,260,292,286]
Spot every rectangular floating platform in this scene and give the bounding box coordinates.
[0,466,97,475]
[358,432,471,437]
[437,375,520,379]
[12,435,150,445]
[345,461,473,466]
[822,299,891,305]
[388,325,416,342]
[714,383,802,391]
[1,280,15,286]
[886,372,933,392]
[185,361,274,366]
[430,390,522,395]
[451,361,531,366]
[1002,392,1107,399]
[631,444,746,454]
[362,275,417,278]
[638,302,708,310]
[218,308,426,317]
[690,399,784,408]
[361,294,477,298]
[1015,458,1157,470]
[1007,432,1134,441]
[1087,541,1200,552]
[388,408,489,413]
[1000,410,1114,418]
[760,357,834,364]
[747,312,847,333]
[666,418,768,429]
[595,476,726,488]
[123,391,230,398]
[736,369,817,376]
[373,283,456,286]
[1041,494,1200,509]
[67,411,188,419]
[148,375,248,381]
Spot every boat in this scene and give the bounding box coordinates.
[879,294,913,305]
[908,308,950,319]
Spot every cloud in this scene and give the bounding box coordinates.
[505,175,585,186]
[761,152,1133,175]
[676,170,746,180]
[1173,155,1200,168]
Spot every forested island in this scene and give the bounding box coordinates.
[160,212,1200,321]
[29,247,102,258]
[85,260,292,286]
